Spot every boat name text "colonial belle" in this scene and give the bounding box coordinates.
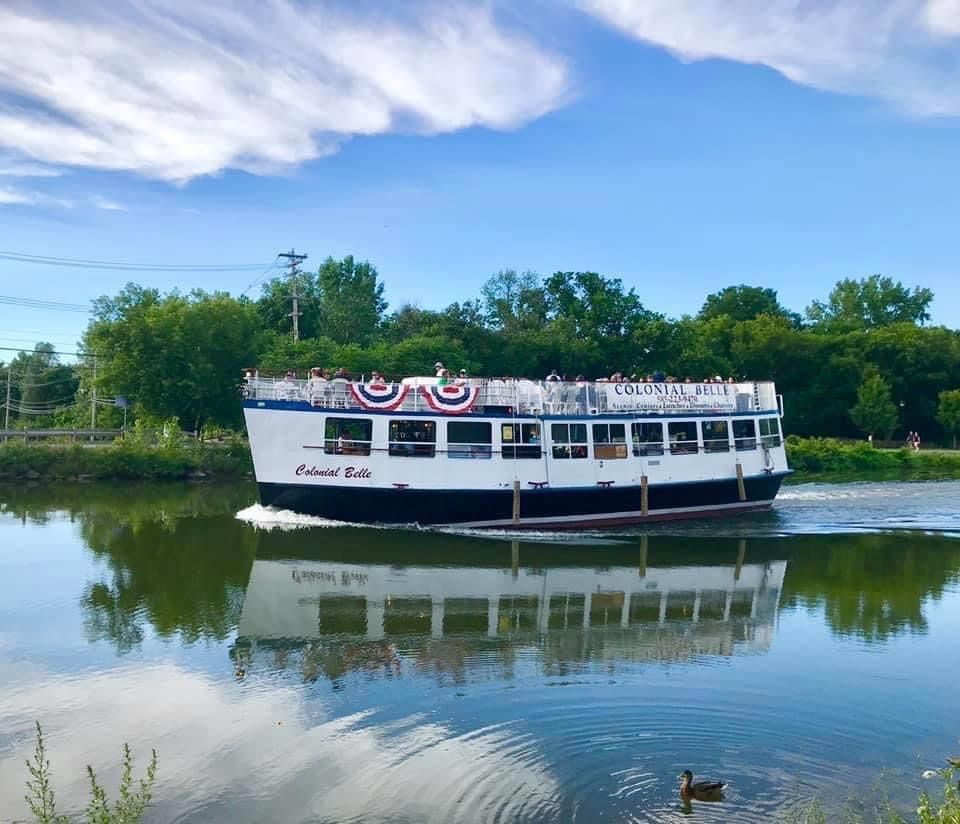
[295,465,373,479]
[606,381,737,412]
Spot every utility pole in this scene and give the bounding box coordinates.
[90,354,97,433]
[278,248,308,341]
[4,364,10,431]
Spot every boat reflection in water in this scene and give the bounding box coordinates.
[233,532,786,682]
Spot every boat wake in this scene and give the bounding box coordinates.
[235,504,357,531]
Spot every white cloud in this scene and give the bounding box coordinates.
[925,0,960,35]
[579,0,960,115]
[90,194,127,211]
[0,663,560,821]
[0,1,570,183]
[0,185,72,208]
[0,156,62,177]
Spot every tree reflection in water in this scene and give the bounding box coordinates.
[4,482,958,663]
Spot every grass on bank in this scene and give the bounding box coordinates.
[782,765,959,823]
[785,436,960,481]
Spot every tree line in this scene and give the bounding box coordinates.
[3,256,960,444]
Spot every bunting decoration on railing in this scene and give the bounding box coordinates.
[349,382,410,410]
[419,384,479,414]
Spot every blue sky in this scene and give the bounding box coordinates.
[1,0,959,359]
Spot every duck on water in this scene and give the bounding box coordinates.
[679,769,726,805]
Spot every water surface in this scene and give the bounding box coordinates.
[1,481,958,822]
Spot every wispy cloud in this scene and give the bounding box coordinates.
[0,1,570,183]
[579,0,960,116]
[0,156,62,177]
[90,194,127,211]
[0,185,72,208]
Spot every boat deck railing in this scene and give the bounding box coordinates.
[243,376,780,416]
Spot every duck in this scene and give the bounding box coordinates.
[947,756,960,769]
[679,770,726,802]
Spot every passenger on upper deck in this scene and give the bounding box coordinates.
[546,369,561,382]
[306,368,328,405]
[434,361,445,377]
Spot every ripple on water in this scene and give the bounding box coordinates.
[313,680,931,823]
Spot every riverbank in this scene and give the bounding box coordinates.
[2,436,958,483]
[0,440,252,481]
[785,436,960,482]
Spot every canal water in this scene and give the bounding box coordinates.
[0,481,958,823]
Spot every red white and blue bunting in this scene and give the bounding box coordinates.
[419,384,479,414]
[349,382,410,410]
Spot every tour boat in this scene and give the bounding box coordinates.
[241,375,790,528]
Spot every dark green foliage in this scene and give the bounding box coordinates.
[806,274,934,330]
[4,263,959,444]
[851,369,899,439]
[785,436,960,479]
[699,284,800,326]
[937,390,960,449]
[0,441,251,480]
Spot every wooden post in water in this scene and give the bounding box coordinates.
[639,533,648,578]
[512,479,521,525]
[511,540,519,579]
[640,475,649,517]
[735,538,746,581]
[735,463,746,502]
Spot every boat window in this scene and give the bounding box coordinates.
[631,422,664,456]
[447,421,492,459]
[701,420,730,453]
[592,423,627,459]
[551,423,588,459]
[324,417,373,456]
[501,423,542,459]
[388,419,436,457]
[733,419,757,451]
[668,421,698,455]
[759,417,782,447]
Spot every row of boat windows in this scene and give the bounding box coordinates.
[323,417,782,459]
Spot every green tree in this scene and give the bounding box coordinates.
[936,389,960,449]
[806,274,934,330]
[256,273,323,339]
[316,255,387,346]
[481,269,547,333]
[850,369,899,440]
[699,285,800,325]
[85,284,263,431]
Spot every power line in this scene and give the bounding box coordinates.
[0,345,92,358]
[0,295,90,313]
[0,250,275,272]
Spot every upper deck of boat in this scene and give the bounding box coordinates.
[243,375,781,418]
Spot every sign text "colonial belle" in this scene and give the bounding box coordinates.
[605,382,738,412]
[296,465,372,479]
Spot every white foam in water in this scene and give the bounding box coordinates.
[235,503,356,531]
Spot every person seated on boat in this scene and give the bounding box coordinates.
[434,361,445,378]
[276,370,300,400]
[455,368,468,385]
[727,376,736,384]
[653,369,665,382]
[332,367,349,382]
[306,367,328,405]
[546,369,561,383]
[370,370,385,384]
[438,368,451,387]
